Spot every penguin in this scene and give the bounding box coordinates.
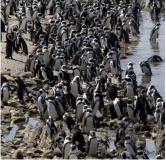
[68,144,78,159]
[134,93,152,125]
[150,22,161,42]
[1,76,9,87]
[45,116,58,142]
[38,0,46,18]
[76,97,85,122]
[124,135,137,157]
[1,7,7,40]
[62,136,72,159]
[120,151,137,159]
[42,46,50,65]
[87,131,98,156]
[122,117,131,135]
[72,65,81,78]
[70,76,81,98]
[91,93,101,117]
[5,33,15,59]
[83,108,95,133]
[125,62,134,75]
[114,122,125,145]
[24,54,35,72]
[51,54,64,71]
[140,61,152,75]
[1,82,11,105]
[71,125,85,151]
[137,145,149,159]
[37,89,47,118]
[53,83,64,98]
[40,64,54,81]
[32,93,42,116]
[16,33,28,55]
[5,0,11,18]
[55,93,66,114]
[123,78,135,99]
[19,13,27,32]
[147,55,162,62]
[63,113,75,131]
[11,77,29,104]
[35,48,44,64]
[113,98,125,119]
[46,96,61,120]
[127,99,137,122]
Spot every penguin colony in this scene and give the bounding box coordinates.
[0,0,165,159]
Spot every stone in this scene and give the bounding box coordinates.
[53,148,62,157]
[34,149,43,154]
[12,149,23,159]
[8,101,20,107]
[12,117,25,123]
[29,109,38,114]
[1,110,11,116]
[21,72,33,78]
[144,131,152,137]
[3,75,15,81]
[46,154,53,159]
[1,151,7,156]
[1,71,11,76]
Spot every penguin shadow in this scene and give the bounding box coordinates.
[11,58,25,63]
[141,75,151,85]
[150,41,159,50]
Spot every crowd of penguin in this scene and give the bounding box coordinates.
[1,0,165,159]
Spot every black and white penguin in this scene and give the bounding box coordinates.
[113,98,125,119]
[83,108,95,133]
[35,48,44,64]
[114,122,125,145]
[68,144,78,159]
[63,113,75,131]
[62,136,72,159]
[40,64,54,81]
[150,22,161,42]
[137,145,149,159]
[122,117,131,135]
[72,65,81,78]
[1,82,11,105]
[42,46,50,65]
[1,7,7,40]
[46,96,61,120]
[147,55,162,62]
[140,61,152,75]
[127,99,137,122]
[38,0,46,18]
[24,54,35,72]
[123,78,135,99]
[16,33,28,55]
[5,0,11,18]
[45,116,58,142]
[120,151,137,159]
[19,13,27,32]
[5,33,15,59]
[134,93,152,124]
[124,135,137,157]
[125,62,134,75]
[76,97,85,122]
[11,77,29,104]
[70,76,81,98]
[87,131,98,156]
[71,125,85,151]
[37,89,47,118]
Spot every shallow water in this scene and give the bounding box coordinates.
[121,10,165,99]
[2,117,38,141]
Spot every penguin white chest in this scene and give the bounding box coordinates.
[76,103,84,121]
[113,100,122,117]
[47,102,59,119]
[2,87,9,102]
[43,52,50,65]
[84,116,94,133]
[88,138,98,156]
[71,82,78,98]
[125,142,136,157]
[126,85,134,99]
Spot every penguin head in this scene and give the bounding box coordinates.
[124,135,131,140]
[156,22,161,28]
[122,117,130,126]
[89,131,95,137]
[156,155,163,159]
[37,13,42,19]
[28,54,34,59]
[71,144,76,151]
[61,65,68,72]
[42,46,48,52]
[39,88,45,95]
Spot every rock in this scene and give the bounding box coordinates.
[15,134,24,138]
[8,101,20,107]
[27,151,34,156]
[29,109,38,114]
[46,154,53,159]
[133,123,150,131]
[107,120,115,127]
[1,110,11,116]
[19,142,27,147]
[1,151,7,156]
[12,149,23,159]
[144,131,152,137]
[1,71,11,76]
[12,117,25,123]
[34,149,43,154]
[21,72,33,78]
[3,75,15,81]
[53,148,62,157]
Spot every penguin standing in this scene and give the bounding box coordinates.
[62,136,72,159]
[11,77,29,104]
[127,99,137,122]
[42,46,50,65]
[46,96,61,120]
[76,97,85,122]
[150,22,161,42]
[1,82,11,105]
[124,135,137,157]
[123,78,135,99]
[63,113,75,131]
[68,144,79,159]
[113,98,125,119]
[24,55,35,72]
[114,122,125,145]
[5,33,15,59]
[70,76,81,98]
[16,33,28,55]
[45,116,58,142]
[140,61,152,75]
[87,131,98,156]
[1,7,7,41]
